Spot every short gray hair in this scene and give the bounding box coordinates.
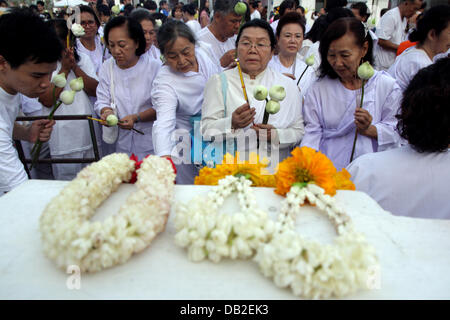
[157,20,196,55]
[214,0,240,16]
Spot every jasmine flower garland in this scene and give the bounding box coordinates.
[174,176,276,263]
[39,154,175,273]
[254,183,379,299]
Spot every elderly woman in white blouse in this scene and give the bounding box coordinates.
[151,20,221,184]
[201,19,304,170]
[268,12,316,95]
[95,16,161,160]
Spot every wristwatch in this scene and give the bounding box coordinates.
[135,114,141,123]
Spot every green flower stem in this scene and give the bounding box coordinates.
[262,98,269,125]
[48,101,63,120]
[30,139,42,170]
[296,65,309,86]
[349,80,366,163]
[31,88,62,169]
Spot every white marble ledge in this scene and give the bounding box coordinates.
[0,180,449,300]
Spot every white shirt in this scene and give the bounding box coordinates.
[43,53,97,156]
[0,87,28,193]
[375,7,408,70]
[347,146,450,219]
[433,48,450,62]
[270,19,279,35]
[197,26,236,67]
[76,35,110,76]
[145,45,163,66]
[388,46,432,92]
[251,10,261,20]
[151,46,221,157]
[20,95,43,115]
[301,71,402,170]
[186,19,202,34]
[201,67,304,165]
[95,55,161,160]
[268,54,316,96]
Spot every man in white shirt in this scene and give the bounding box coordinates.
[375,0,423,70]
[197,0,242,69]
[0,9,60,193]
[250,1,262,20]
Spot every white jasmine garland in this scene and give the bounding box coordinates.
[174,176,276,263]
[254,183,379,299]
[40,153,175,273]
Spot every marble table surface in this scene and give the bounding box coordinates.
[0,180,449,300]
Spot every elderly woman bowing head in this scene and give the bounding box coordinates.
[151,20,221,184]
[201,19,304,169]
[300,17,402,171]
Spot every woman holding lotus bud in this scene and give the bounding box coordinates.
[300,17,402,170]
[38,19,99,180]
[268,12,316,95]
[201,19,304,167]
[95,16,161,160]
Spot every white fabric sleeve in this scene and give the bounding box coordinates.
[94,60,112,117]
[276,84,305,147]
[201,74,233,139]
[376,14,396,41]
[373,81,402,150]
[300,86,322,150]
[0,125,28,193]
[151,80,179,156]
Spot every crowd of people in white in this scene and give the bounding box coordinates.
[0,0,449,219]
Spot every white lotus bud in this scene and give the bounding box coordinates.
[60,90,75,105]
[269,85,286,102]
[106,114,118,126]
[305,54,315,66]
[234,2,247,15]
[71,23,85,37]
[69,77,84,92]
[51,73,66,88]
[357,61,375,80]
[111,5,120,15]
[253,85,268,101]
[265,100,280,114]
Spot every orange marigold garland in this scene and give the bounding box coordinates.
[274,147,337,196]
[334,168,356,191]
[194,152,275,187]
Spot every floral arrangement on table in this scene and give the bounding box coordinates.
[39,153,176,273]
[175,147,379,299]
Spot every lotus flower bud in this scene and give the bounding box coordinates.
[106,114,119,126]
[234,2,247,15]
[305,54,315,67]
[51,73,66,88]
[69,77,84,92]
[269,85,286,102]
[111,5,120,15]
[60,90,75,105]
[71,23,85,37]
[357,61,375,80]
[266,100,280,114]
[253,85,268,101]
